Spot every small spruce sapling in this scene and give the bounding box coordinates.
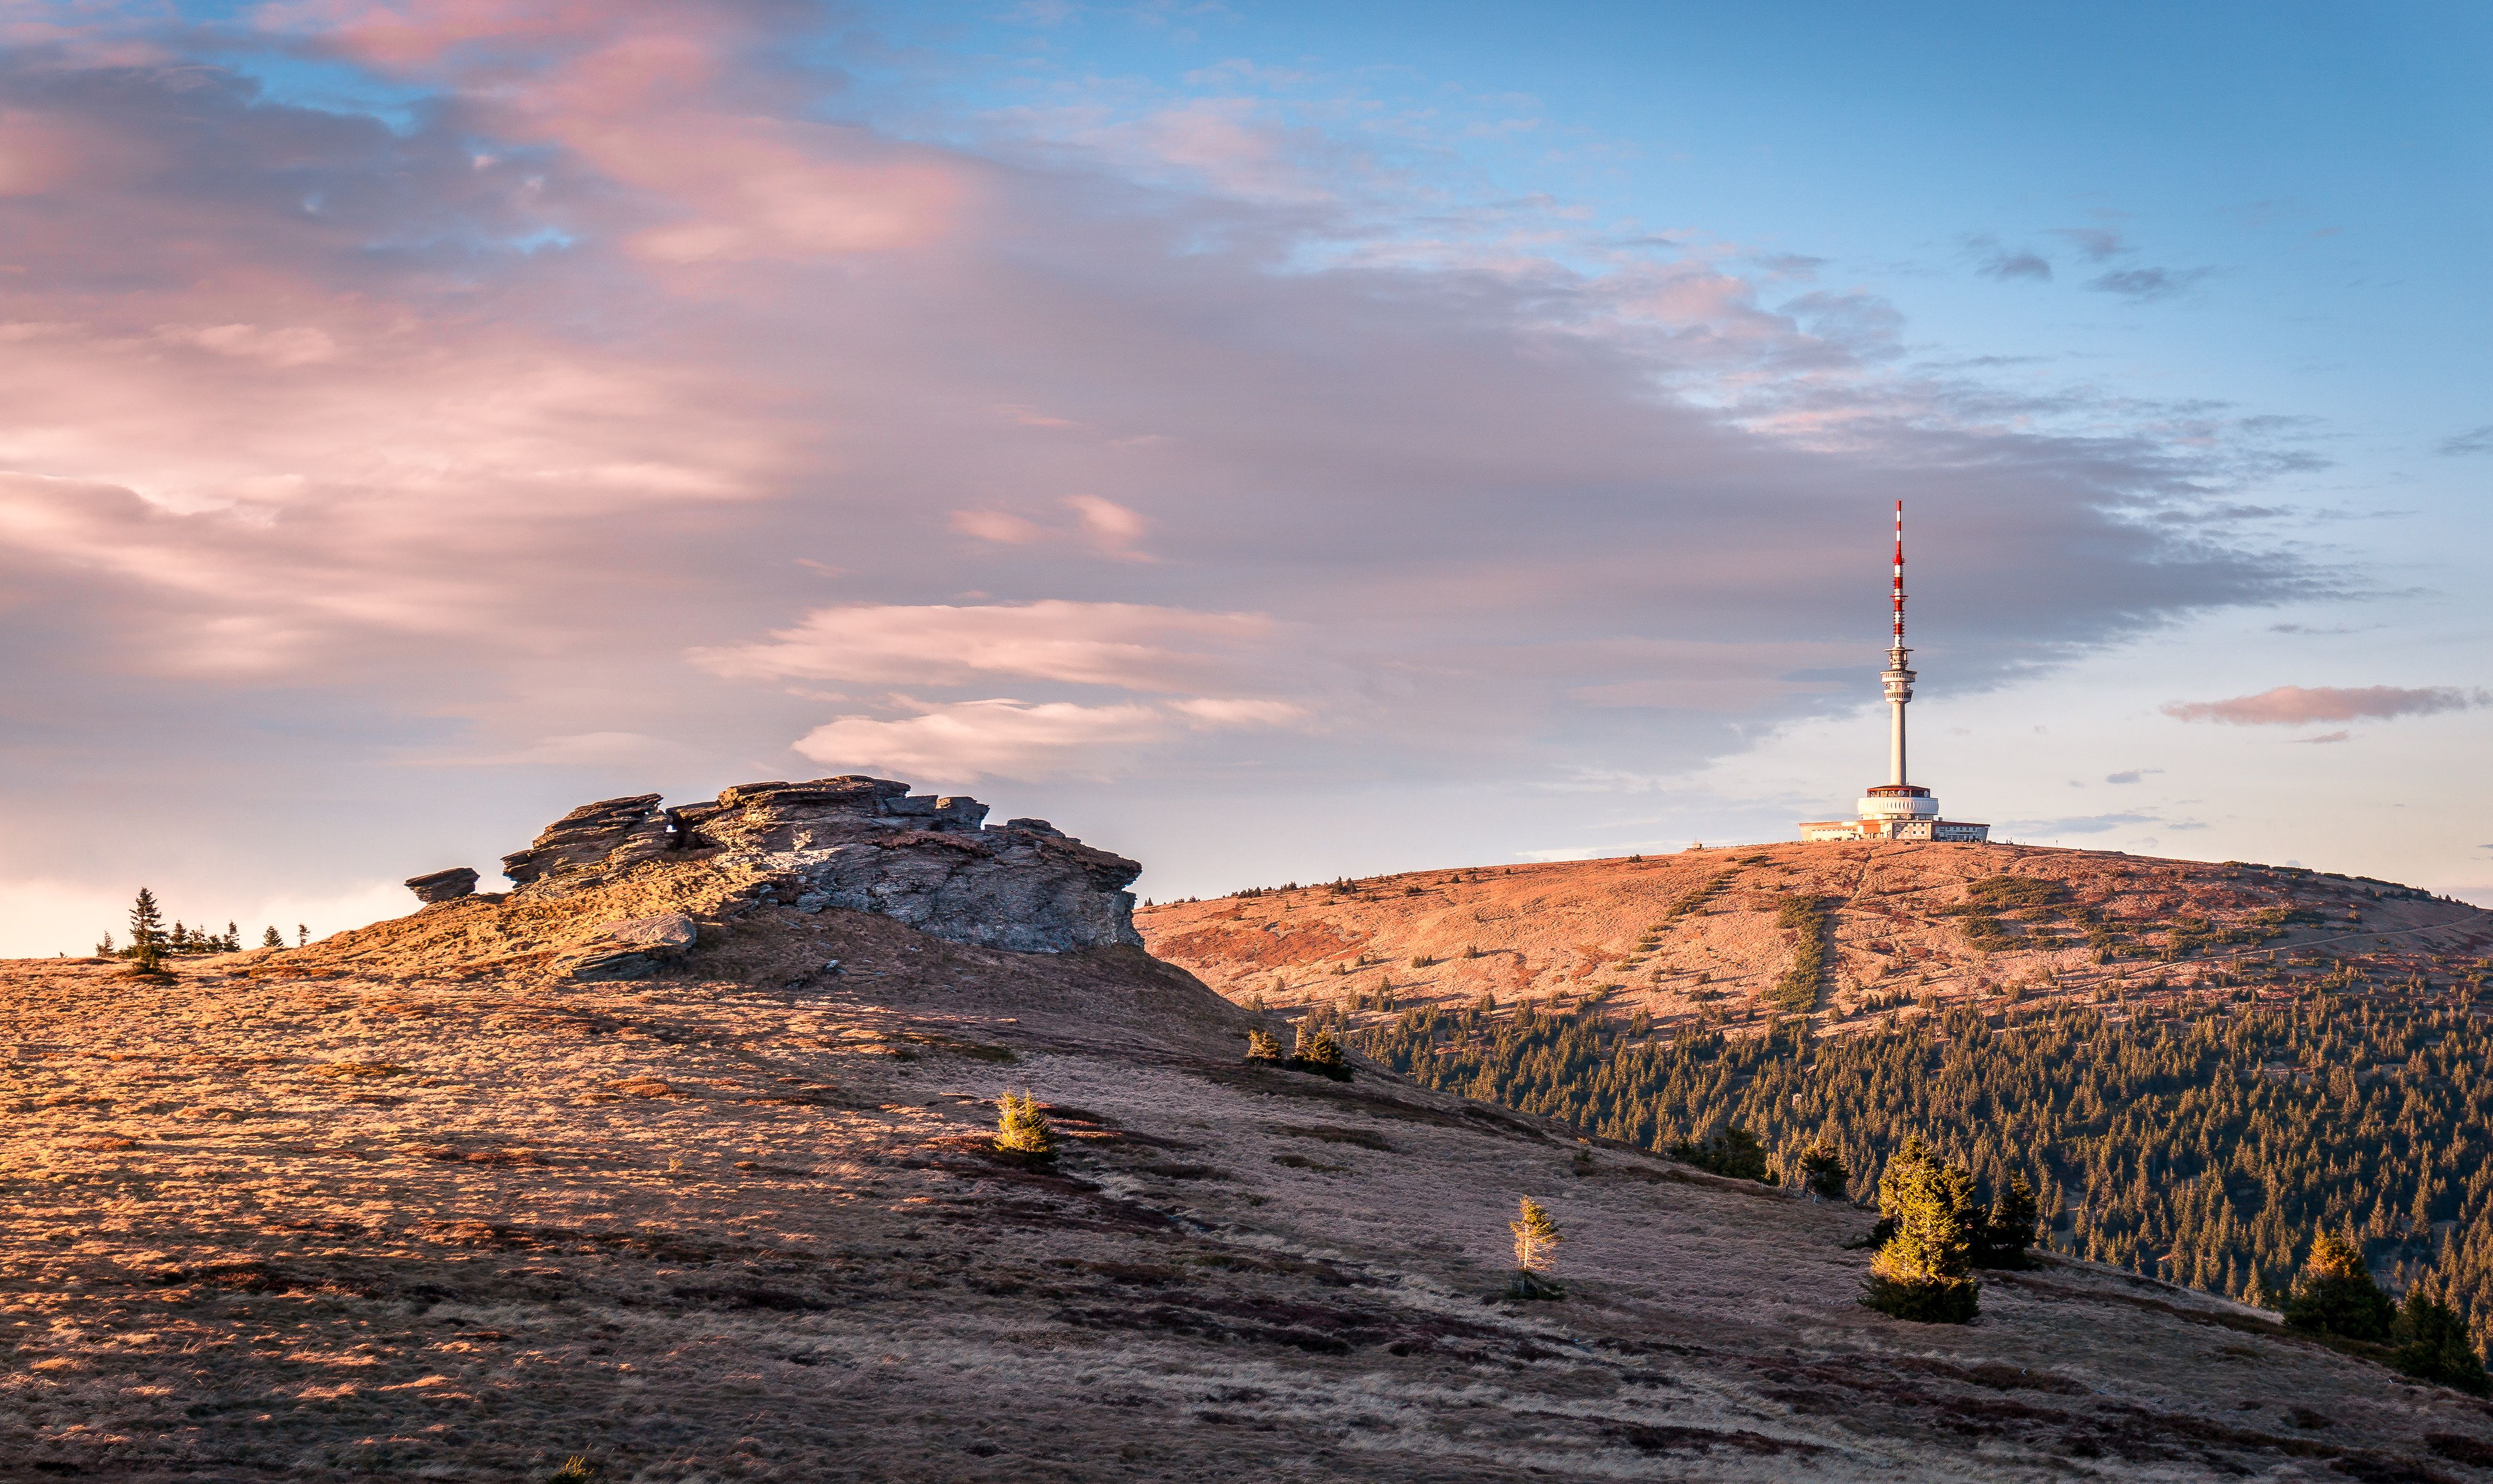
[993,1091,1058,1162]
[95,930,114,958]
[1245,1028,1283,1062]
[1508,1197,1565,1299]
[2282,1230,2394,1341]
[2391,1288,2491,1395]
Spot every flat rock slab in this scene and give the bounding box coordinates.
[557,911,699,980]
[403,866,480,904]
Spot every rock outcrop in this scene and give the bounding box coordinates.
[498,776,1141,954]
[500,794,668,887]
[555,911,699,981]
[402,867,479,904]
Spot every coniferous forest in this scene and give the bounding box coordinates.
[1355,989,2493,1351]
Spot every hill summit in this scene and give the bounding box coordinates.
[1137,840,2491,1027]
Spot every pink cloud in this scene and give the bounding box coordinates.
[795,691,1307,781]
[795,698,1175,781]
[0,5,2346,953]
[2161,685,2487,726]
[1066,494,1149,557]
[688,601,1281,694]
[950,497,1154,558]
[1170,698,1309,726]
[256,0,637,69]
[950,509,1047,545]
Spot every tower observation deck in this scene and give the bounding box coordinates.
[1798,503,1990,844]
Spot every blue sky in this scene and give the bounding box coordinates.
[0,0,2484,953]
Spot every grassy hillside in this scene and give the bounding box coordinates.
[1136,841,2491,1029]
[1140,842,2493,1350]
[10,845,2493,1477]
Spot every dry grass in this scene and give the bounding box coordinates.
[1141,841,2493,1036]
[0,856,2485,1480]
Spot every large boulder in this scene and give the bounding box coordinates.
[403,867,479,904]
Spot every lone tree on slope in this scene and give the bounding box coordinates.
[1862,1137,1981,1324]
[1508,1197,1565,1300]
[993,1091,1058,1163]
[127,888,166,972]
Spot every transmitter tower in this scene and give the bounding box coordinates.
[1799,502,1990,844]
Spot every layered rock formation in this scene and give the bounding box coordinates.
[402,866,478,904]
[497,776,1141,954]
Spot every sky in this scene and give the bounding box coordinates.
[0,0,2487,954]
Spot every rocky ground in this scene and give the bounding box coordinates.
[5,820,2493,1480]
[1137,841,2493,1033]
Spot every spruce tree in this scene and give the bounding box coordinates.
[1292,1021,1350,1080]
[1245,1028,1283,1062]
[1976,1173,2040,1269]
[1796,1141,1849,1201]
[2391,1289,2491,1394]
[262,926,284,949]
[1862,1137,1981,1323]
[2282,1230,2394,1341]
[1508,1197,1565,1298]
[993,1091,1057,1162]
[224,921,240,951]
[296,924,308,947]
[1672,1126,1771,1183]
[95,930,114,957]
[127,889,166,972]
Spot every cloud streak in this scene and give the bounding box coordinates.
[2162,685,2487,726]
[2439,424,2493,457]
[2088,266,2217,302]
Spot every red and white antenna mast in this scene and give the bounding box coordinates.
[1891,500,1906,648]
[1878,501,1917,786]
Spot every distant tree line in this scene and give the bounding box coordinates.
[98,888,300,968]
[1354,989,2493,1363]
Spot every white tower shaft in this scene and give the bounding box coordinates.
[1880,501,1914,786]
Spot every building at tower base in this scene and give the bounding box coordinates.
[1797,797,1990,843]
